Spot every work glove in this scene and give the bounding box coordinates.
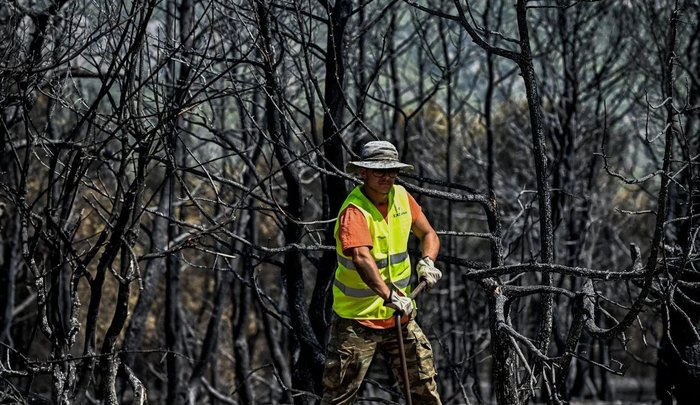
[416,256,442,288]
[385,290,413,315]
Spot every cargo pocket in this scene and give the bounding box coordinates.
[415,339,437,380]
[407,323,437,381]
[322,348,352,391]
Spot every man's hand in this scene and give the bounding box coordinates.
[417,257,442,288]
[385,290,413,315]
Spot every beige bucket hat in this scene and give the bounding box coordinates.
[346,141,414,173]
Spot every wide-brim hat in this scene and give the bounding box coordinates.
[346,140,414,174]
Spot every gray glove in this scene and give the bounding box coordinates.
[416,256,442,288]
[385,290,413,315]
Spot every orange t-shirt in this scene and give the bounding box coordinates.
[337,189,422,329]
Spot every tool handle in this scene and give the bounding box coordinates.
[395,312,413,405]
[383,280,428,314]
[393,279,426,404]
[410,280,427,300]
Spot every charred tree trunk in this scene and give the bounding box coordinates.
[187,269,231,403]
[656,2,698,404]
[514,3,555,400]
[310,0,351,347]
[259,289,295,404]
[0,212,19,359]
[121,178,170,375]
[164,0,193,401]
[389,9,402,150]
[164,150,183,404]
[233,215,256,404]
[255,1,324,401]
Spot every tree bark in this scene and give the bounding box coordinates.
[514,3,555,400]
[310,0,351,347]
[255,1,324,401]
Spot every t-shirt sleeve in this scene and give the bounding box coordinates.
[338,205,373,256]
[407,192,422,224]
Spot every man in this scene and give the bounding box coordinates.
[321,140,443,404]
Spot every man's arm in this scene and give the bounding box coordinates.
[411,211,440,260]
[349,246,392,301]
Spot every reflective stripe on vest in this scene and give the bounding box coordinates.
[333,274,411,298]
[336,251,409,271]
[332,185,414,320]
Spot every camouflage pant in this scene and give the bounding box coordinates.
[321,316,441,405]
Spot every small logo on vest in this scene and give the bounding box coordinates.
[392,207,408,218]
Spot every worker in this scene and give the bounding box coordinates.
[321,140,442,404]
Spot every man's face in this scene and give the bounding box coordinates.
[361,168,399,195]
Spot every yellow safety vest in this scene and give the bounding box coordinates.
[333,184,414,319]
